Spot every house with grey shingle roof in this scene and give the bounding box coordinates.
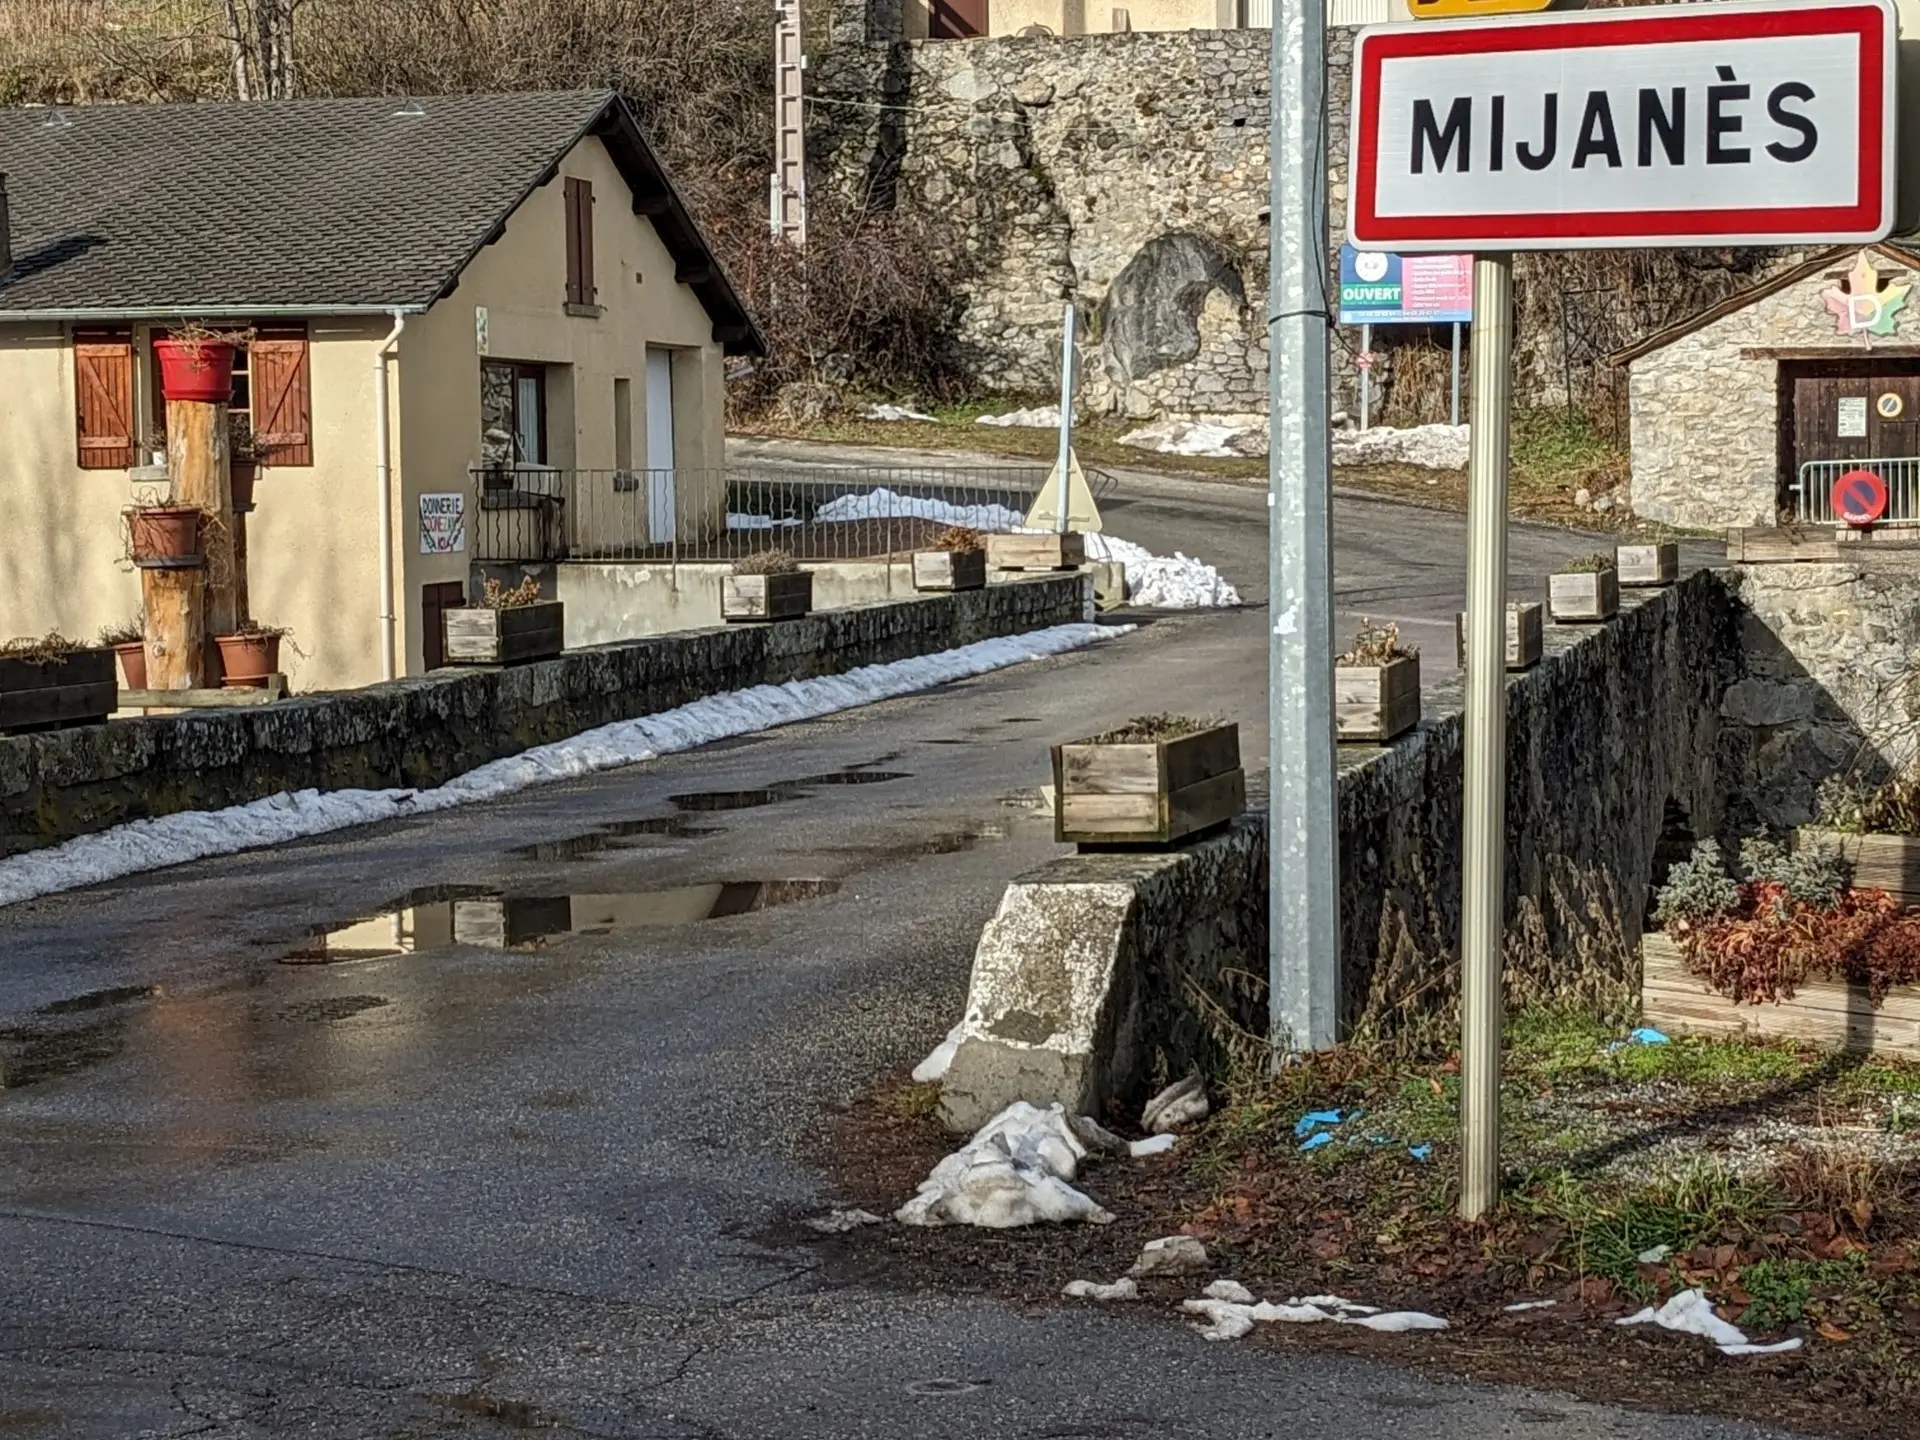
[0,89,763,690]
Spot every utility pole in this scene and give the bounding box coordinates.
[1267,0,1339,1062]
[771,0,808,244]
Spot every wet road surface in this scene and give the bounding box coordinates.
[0,485,1773,1438]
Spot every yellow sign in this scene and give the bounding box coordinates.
[1405,0,1557,18]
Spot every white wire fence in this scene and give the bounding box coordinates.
[1792,457,1920,527]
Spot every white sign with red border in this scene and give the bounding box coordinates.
[1348,0,1898,252]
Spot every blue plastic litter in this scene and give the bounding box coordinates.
[1300,1131,1336,1152]
[1408,1143,1433,1162]
[1293,1109,1344,1138]
[1607,1027,1672,1051]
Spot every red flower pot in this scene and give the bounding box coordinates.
[215,632,280,689]
[127,505,203,564]
[114,641,148,691]
[154,338,236,403]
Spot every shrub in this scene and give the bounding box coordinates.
[1336,618,1417,667]
[1653,839,1740,930]
[1558,552,1617,574]
[733,548,799,577]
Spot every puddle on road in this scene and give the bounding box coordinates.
[282,879,843,963]
[1,986,153,1090]
[512,815,722,862]
[670,764,910,812]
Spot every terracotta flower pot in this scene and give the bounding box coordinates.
[215,632,280,689]
[154,338,236,403]
[114,641,147,691]
[128,506,203,564]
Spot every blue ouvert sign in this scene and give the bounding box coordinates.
[1338,245,1474,326]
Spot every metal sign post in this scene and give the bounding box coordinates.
[1056,302,1076,536]
[1269,0,1339,1062]
[1458,254,1511,1222]
[1450,322,1462,426]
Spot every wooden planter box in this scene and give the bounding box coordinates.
[0,648,117,734]
[912,549,987,592]
[1616,542,1679,587]
[987,532,1086,572]
[723,571,813,622]
[1797,827,1920,908]
[1335,654,1420,743]
[443,601,565,665]
[1052,722,1244,847]
[1547,569,1620,622]
[1642,931,1920,1057]
[1454,603,1544,672]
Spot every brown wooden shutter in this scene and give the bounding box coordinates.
[250,331,313,467]
[564,176,595,307]
[74,331,134,470]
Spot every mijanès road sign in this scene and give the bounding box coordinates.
[1349,0,1898,251]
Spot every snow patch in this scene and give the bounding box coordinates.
[896,1101,1115,1229]
[1183,1290,1449,1342]
[726,513,803,531]
[1332,423,1471,472]
[912,1022,965,1084]
[1082,532,1240,609]
[1616,1288,1804,1357]
[1118,414,1268,459]
[1128,1133,1178,1158]
[860,403,937,423]
[805,1209,884,1234]
[975,406,1061,429]
[0,625,1124,910]
[1504,1299,1559,1313]
[814,487,1026,532]
[1063,1278,1139,1302]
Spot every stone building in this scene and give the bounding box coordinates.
[1615,243,1920,531]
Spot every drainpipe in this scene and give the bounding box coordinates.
[374,310,407,681]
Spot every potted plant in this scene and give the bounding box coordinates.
[1797,770,1920,908]
[153,322,252,404]
[125,502,204,568]
[1642,837,1920,1054]
[913,525,988,593]
[1547,552,1620,622]
[723,549,813,622]
[214,621,291,689]
[1615,539,1679,587]
[986,530,1086,573]
[443,576,566,665]
[1334,618,1420,743]
[229,413,258,512]
[1454,601,1544,672]
[98,615,146,690]
[1052,714,1244,848]
[0,632,117,733]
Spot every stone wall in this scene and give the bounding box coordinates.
[0,577,1090,857]
[1723,556,1920,832]
[941,570,1749,1126]
[811,29,1274,418]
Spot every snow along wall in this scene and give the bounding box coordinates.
[0,576,1090,857]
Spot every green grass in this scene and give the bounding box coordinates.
[1739,1255,1870,1330]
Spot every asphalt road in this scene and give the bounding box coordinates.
[0,469,1772,1439]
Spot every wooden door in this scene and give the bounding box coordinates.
[421,582,466,672]
[1789,360,1920,467]
[930,0,987,37]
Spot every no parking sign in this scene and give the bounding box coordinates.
[1834,469,1890,526]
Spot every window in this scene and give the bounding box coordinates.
[146,323,313,468]
[481,361,547,465]
[74,327,135,469]
[564,176,597,312]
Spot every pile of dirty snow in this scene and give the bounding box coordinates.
[725,513,802,531]
[1617,1289,1803,1357]
[897,1102,1115,1228]
[0,626,1125,910]
[860,403,937,423]
[812,487,1026,531]
[1084,532,1240,609]
[1331,423,1470,472]
[1118,414,1268,459]
[975,406,1062,429]
[1184,1283,1449,1342]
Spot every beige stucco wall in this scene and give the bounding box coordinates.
[1628,247,1920,531]
[396,133,729,673]
[0,324,146,649]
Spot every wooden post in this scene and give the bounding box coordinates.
[138,564,207,690]
[169,399,237,653]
